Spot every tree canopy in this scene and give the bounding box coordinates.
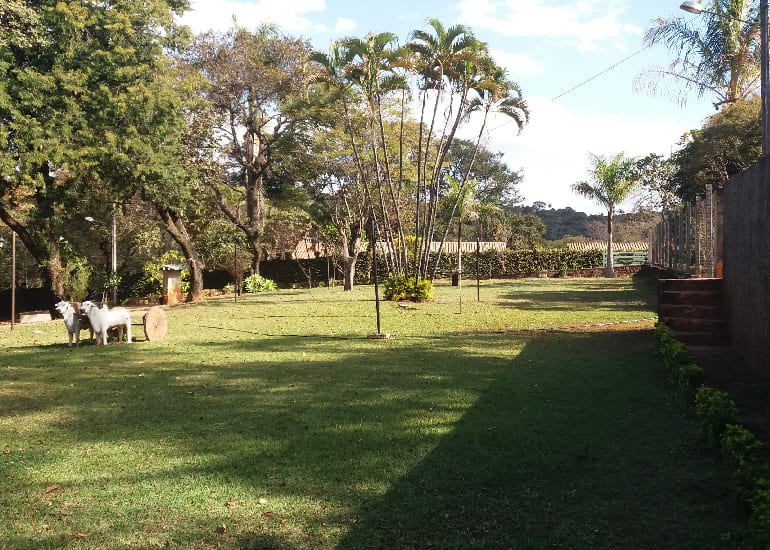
[637,0,760,108]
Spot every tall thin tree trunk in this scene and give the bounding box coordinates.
[156,206,205,302]
[605,210,615,278]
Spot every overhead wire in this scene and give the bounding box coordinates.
[485,12,700,135]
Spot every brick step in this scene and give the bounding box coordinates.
[659,303,725,320]
[674,331,731,347]
[658,290,724,306]
[660,316,728,334]
[658,278,723,292]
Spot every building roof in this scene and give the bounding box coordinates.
[566,241,649,252]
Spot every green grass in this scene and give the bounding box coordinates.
[0,278,759,548]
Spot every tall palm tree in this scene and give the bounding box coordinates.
[428,54,529,280]
[637,0,760,108]
[341,32,411,274]
[407,18,480,278]
[572,153,638,278]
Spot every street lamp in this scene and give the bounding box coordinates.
[0,232,16,330]
[680,0,770,156]
[85,207,117,304]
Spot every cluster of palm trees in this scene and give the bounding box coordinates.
[311,18,529,288]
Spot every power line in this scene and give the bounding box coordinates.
[551,43,652,101]
[485,43,653,135]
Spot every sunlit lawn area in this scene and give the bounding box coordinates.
[0,278,759,548]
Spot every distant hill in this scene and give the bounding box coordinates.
[512,205,605,241]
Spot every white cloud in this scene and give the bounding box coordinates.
[181,0,326,34]
[489,48,544,76]
[457,0,642,52]
[334,17,356,33]
[463,96,693,214]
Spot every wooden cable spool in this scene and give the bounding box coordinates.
[142,306,167,341]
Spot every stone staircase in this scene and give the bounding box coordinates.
[657,278,730,347]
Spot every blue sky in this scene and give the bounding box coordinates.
[180,0,722,214]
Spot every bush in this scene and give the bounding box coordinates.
[722,424,766,497]
[694,386,740,445]
[654,323,770,545]
[654,323,702,396]
[244,274,277,293]
[383,276,433,302]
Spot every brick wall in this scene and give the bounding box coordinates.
[722,156,770,370]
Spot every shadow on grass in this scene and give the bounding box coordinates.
[0,329,758,549]
[332,330,756,549]
[497,281,656,313]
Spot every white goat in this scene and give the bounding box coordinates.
[54,300,94,347]
[80,301,132,345]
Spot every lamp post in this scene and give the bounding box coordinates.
[680,0,770,156]
[0,233,16,330]
[85,205,117,304]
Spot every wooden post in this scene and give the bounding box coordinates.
[372,219,381,335]
[695,196,702,277]
[11,232,15,331]
[685,204,691,275]
[705,184,714,277]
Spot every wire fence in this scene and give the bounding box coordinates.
[648,184,722,278]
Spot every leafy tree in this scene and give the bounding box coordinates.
[302,122,369,291]
[672,96,761,200]
[504,212,546,249]
[633,153,682,216]
[342,32,411,274]
[444,139,523,207]
[184,25,320,275]
[637,0,760,108]
[0,0,39,48]
[572,153,638,277]
[0,0,190,298]
[407,18,528,280]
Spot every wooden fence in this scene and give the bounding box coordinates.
[648,184,722,277]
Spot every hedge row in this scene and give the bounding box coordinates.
[256,248,604,287]
[654,323,770,544]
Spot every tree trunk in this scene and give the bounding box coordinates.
[155,206,205,302]
[341,224,362,292]
[605,210,615,278]
[244,131,266,274]
[342,253,358,292]
[0,203,64,297]
[47,252,66,299]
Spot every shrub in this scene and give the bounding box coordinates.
[383,275,433,302]
[655,323,702,396]
[654,324,770,545]
[694,386,740,445]
[721,424,766,497]
[244,274,277,293]
[673,363,705,397]
[61,256,92,302]
[749,483,770,544]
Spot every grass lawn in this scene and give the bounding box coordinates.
[0,278,759,548]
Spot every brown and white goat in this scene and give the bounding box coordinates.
[80,300,132,345]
